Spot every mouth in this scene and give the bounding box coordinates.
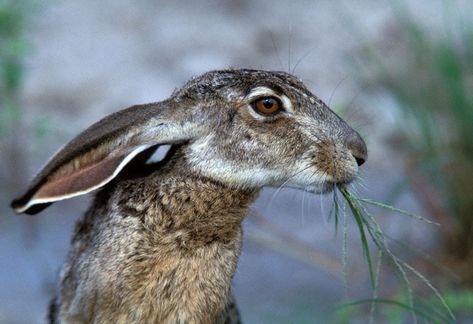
[321,181,336,194]
[288,163,358,195]
[304,175,360,195]
[304,181,335,194]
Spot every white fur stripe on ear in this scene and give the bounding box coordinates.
[14,144,151,214]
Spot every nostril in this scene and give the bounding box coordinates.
[346,131,368,167]
[355,156,366,166]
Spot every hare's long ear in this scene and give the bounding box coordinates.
[11,101,201,215]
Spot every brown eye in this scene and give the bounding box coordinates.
[253,96,282,115]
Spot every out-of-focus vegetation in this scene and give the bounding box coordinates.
[0,1,30,212]
[0,1,27,134]
[0,1,47,202]
[355,3,473,280]
[335,290,473,323]
[347,1,473,321]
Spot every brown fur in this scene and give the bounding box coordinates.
[53,151,255,323]
[11,69,367,323]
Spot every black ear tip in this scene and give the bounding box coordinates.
[10,196,52,215]
[24,203,53,215]
[10,198,23,211]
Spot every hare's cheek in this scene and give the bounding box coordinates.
[185,135,282,187]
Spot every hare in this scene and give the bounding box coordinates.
[11,69,367,323]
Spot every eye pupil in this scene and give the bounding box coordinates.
[263,98,274,109]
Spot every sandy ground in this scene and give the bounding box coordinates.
[0,0,461,323]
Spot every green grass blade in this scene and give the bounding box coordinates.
[354,197,440,226]
[352,193,418,323]
[369,250,383,324]
[333,190,340,235]
[341,201,349,300]
[338,185,455,323]
[340,186,375,289]
[402,261,456,321]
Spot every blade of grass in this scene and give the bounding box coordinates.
[354,196,418,324]
[382,232,461,281]
[354,197,440,226]
[341,200,349,300]
[401,261,455,321]
[333,190,340,236]
[349,188,456,321]
[369,250,383,324]
[341,185,419,322]
[340,186,375,289]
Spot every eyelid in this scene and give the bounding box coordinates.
[246,86,279,101]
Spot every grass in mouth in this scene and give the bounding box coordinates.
[335,184,455,323]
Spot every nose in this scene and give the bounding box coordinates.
[346,131,367,166]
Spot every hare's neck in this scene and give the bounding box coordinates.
[141,170,259,248]
[110,164,259,321]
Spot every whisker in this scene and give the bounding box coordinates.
[264,165,314,212]
[301,185,307,226]
[292,46,315,75]
[319,184,326,220]
[329,76,348,107]
[354,179,369,194]
[270,32,284,71]
[343,90,365,122]
[287,24,293,73]
[304,169,331,222]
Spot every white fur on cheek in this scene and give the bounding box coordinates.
[186,135,334,191]
[186,135,286,188]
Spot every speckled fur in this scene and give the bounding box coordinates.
[51,151,254,323]
[13,69,367,323]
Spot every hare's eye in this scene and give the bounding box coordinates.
[253,96,282,116]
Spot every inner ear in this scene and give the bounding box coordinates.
[36,146,150,199]
[11,144,151,215]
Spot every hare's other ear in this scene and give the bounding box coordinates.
[11,101,199,215]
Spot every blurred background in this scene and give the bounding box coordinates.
[1,0,473,323]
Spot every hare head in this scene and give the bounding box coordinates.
[12,69,366,215]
